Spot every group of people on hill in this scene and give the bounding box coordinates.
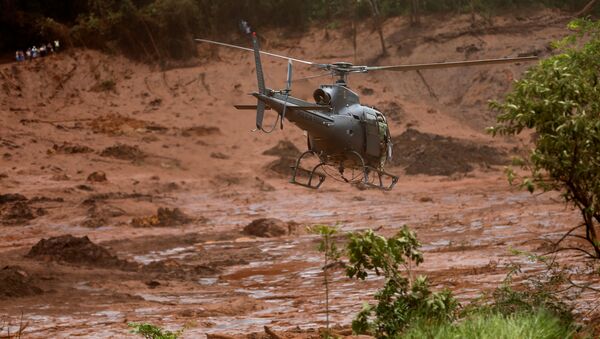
[15,40,60,62]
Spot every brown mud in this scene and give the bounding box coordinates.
[391,128,507,176]
[0,10,597,338]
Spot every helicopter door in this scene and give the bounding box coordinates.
[364,111,381,158]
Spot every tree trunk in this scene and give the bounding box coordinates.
[583,211,600,258]
[368,0,387,56]
[576,0,599,17]
[410,0,421,25]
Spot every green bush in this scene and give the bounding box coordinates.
[402,309,576,339]
[128,322,182,339]
[3,0,600,60]
[489,19,600,258]
[346,227,458,337]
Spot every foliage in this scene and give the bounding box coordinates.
[489,18,600,258]
[401,308,576,339]
[1,1,599,59]
[346,226,458,337]
[128,322,182,339]
[483,254,575,325]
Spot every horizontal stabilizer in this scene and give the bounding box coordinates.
[234,104,330,111]
[289,106,331,111]
[234,105,272,110]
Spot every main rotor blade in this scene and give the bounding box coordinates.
[195,38,319,66]
[365,56,538,72]
[292,72,331,82]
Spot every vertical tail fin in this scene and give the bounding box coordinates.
[250,31,266,130]
[251,32,266,95]
[241,20,267,130]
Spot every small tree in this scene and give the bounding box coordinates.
[489,19,600,258]
[346,226,457,337]
[310,224,342,336]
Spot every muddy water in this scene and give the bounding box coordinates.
[1,176,587,338]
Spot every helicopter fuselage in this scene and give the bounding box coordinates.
[254,82,392,171]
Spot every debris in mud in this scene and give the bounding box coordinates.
[148,98,162,108]
[267,157,296,176]
[83,203,126,228]
[26,235,132,268]
[29,196,64,203]
[131,207,198,227]
[100,144,147,162]
[263,140,301,158]
[50,142,94,154]
[456,43,482,57]
[0,266,42,299]
[145,280,161,289]
[390,128,507,176]
[0,193,27,204]
[376,101,405,122]
[76,184,94,191]
[1,201,35,225]
[359,86,374,95]
[50,173,71,181]
[212,173,242,186]
[142,259,219,279]
[87,171,107,182]
[89,113,166,135]
[243,218,302,238]
[211,152,230,160]
[254,177,275,192]
[181,125,220,137]
[263,140,301,176]
[82,191,153,205]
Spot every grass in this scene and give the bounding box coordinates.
[401,309,576,339]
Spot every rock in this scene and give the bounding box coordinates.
[243,218,297,238]
[100,144,146,162]
[1,201,35,225]
[0,266,42,299]
[0,193,27,204]
[145,280,161,289]
[51,142,94,154]
[181,126,220,137]
[262,140,300,158]
[87,171,107,182]
[131,207,195,227]
[26,235,133,269]
[210,152,230,160]
[157,207,192,226]
[82,203,126,228]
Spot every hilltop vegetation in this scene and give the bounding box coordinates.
[0,0,596,61]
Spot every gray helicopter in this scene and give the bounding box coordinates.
[195,24,536,191]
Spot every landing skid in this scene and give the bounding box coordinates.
[361,166,399,191]
[289,150,399,191]
[290,151,326,189]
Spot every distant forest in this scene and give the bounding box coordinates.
[0,0,596,61]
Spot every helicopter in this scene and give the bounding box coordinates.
[195,22,537,191]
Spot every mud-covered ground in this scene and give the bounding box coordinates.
[1,9,597,338]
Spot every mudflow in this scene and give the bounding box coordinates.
[0,10,592,338]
